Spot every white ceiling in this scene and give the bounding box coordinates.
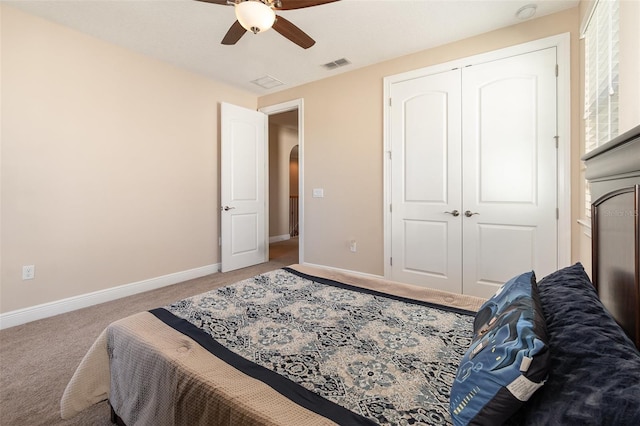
[7,0,579,95]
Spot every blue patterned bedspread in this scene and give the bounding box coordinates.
[151,268,474,425]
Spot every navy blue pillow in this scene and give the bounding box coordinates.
[510,263,640,426]
[450,272,550,426]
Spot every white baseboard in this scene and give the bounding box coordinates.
[0,263,220,330]
[301,262,384,280]
[269,234,291,244]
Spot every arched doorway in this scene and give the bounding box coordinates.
[289,145,299,238]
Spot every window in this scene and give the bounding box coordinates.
[583,0,619,218]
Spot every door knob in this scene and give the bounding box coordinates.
[464,210,480,217]
[444,210,460,217]
[221,206,236,211]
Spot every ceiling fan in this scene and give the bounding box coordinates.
[196,0,339,49]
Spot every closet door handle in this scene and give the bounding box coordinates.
[221,206,236,211]
[464,210,480,217]
[444,210,460,217]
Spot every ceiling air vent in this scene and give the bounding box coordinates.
[322,58,351,70]
[251,75,284,89]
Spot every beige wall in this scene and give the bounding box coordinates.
[259,7,581,276]
[618,0,640,133]
[1,5,256,313]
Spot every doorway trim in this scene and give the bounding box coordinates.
[383,33,571,280]
[260,99,305,264]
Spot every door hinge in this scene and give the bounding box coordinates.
[387,150,392,160]
[556,208,559,220]
[390,257,393,266]
[554,135,559,148]
[555,64,559,77]
[389,204,392,212]
[389,98,392,107]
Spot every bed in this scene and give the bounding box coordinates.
[61,125,640,426]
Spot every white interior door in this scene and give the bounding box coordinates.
[389,69,462,292]
[220,102,268,273]
[461,48,558,298]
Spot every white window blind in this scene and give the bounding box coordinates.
[583,0,619,218]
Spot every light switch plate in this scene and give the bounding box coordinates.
[312,188,324,198]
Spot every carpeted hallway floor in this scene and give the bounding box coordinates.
[0,238,298,425]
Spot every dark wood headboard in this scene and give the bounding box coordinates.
[583,124,640,349]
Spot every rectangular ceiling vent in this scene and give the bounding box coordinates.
[322,58,351,71]
[251,75,284,89]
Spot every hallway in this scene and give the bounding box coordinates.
[269,237,299,265]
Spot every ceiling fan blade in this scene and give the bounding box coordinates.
[276,0,339,10]
[272,15,315,49]
[194,0,230,5]
[221,20,247,45]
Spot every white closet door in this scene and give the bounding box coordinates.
[389,69,462,292]
[461,48,558,298]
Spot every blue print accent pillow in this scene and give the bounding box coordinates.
[450,272,550,426]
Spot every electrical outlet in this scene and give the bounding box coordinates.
[350,240,357,253]
[22,265,35,280]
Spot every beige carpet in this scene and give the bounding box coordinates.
[0,239,298,425]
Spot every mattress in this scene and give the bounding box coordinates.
[61,264,485,425]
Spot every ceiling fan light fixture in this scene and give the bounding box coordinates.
[235,1,276,34]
